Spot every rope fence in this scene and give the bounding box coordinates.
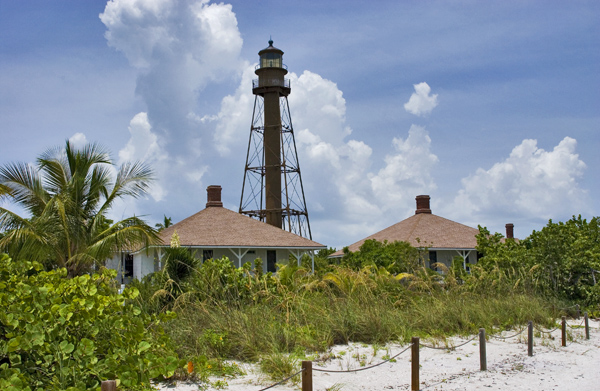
[489,326,527,340]
[567,317,586,329]
[420,335,478,350]
[312,343,413,373]
[534,324,560,334]
[256,369,304,391]
[99,310,594,391]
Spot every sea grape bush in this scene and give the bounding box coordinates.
[0,254,182,391]
[476,215,600,306]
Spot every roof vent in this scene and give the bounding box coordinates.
[415,195,432,214]
[505,223,514,239]
[206,185,223,208]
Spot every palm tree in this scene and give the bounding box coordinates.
[155,215,173,232]
[0,140,160,276]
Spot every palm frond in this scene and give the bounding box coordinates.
[83,164,113,217]
[87,216,160,261]
[37,157,69,196]
[0,183,13,200]
[0,206,28,232]
[0,162,48,215]
[98,162,153,217]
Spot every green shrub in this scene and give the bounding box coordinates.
[161,247,200,283]
[0,254,183,391]
[341,239,425,274]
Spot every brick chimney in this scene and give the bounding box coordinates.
[206,185,223,208]
[415,195,432,214]
[505,223,514,239]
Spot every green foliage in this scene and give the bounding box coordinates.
[341,239,425,274]
[198,329,229,359]
[162,247,200,283]
[476,216,600,305]
[0,140,159,276]
[154,216,172,232]
[527,215,600,303]
[259,353,299,385]
[131,256,555,373]
[186,355,244,390]
[0,254,183,391]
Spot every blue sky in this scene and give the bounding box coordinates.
[1,0,599,249]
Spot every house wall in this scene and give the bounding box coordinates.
[107,247,312,283]
[133,251,157,280]
[209,248,299,271]
[428,250,476,270]
[105,253,123,282]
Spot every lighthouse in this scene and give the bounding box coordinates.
[239,40,312,239]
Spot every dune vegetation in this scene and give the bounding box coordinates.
[1,142,598,390]
[124,215,598,388]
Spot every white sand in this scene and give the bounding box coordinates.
[158,319,600,391]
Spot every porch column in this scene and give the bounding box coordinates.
[228,248,250,268]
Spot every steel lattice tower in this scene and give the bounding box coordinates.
[239,40,312,239]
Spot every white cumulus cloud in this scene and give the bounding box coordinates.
[289,71,351,146]
[100,0,242,218]
[100,0,244,139]
[68,132,88,149]
[118,112,169,202]
[404,82,439,116]
[100,0,242,74]
[450,136,589,224]
[370,125,438,210]
[211,62,255,155]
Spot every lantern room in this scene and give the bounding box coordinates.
[258,39,286,70]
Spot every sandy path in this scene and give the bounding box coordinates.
[158,319,600,391]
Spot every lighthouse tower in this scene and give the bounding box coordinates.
[239,40,312,239]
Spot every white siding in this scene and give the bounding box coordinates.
[428,249,476,270]
[135,251,156,280]
[107,247,315,283]
[105,253,123,282]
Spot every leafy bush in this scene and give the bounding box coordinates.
[161,247,200,283]
[340,239,425,274]
[476,215,600,306]
[0,254,183,391]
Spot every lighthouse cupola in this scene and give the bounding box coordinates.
[258,39,285,69]
[253,39,290,94]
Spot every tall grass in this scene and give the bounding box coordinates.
[132,257,563,366]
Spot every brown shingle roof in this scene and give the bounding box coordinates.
[330,213,479,257]
[158,206,325,249]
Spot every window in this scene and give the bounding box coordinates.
[429,251,437,271]
[267,250,277,273]
[261,52,281,68]
[124,254,134,277]
[203,250,213,262]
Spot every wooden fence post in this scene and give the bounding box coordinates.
[101,380,116,391]
[561,316,567,347]
[411,337,420,391]
[479,328,486,371]
[576,304,580,319]
[302,360,313,391]
[527,321,533,357]
[584,312,590,340]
